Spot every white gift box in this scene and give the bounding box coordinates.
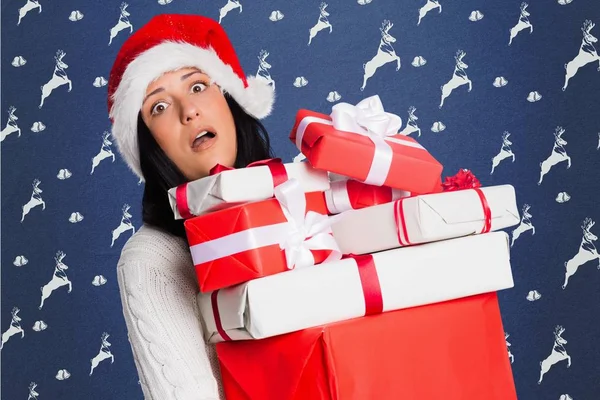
[331,184,520,255]
[168,161,330,218]
[198,231,514,343]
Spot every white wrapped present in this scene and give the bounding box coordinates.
[331,184,519,255]
[198,231,514,343]
[168,159,330,218]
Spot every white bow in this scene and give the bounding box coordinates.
[275,179,342,270]
[330,95,402,139]
[329,95,401,186]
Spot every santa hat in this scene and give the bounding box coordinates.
[107,14,275,180]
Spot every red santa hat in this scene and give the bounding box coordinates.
[107,14,274,179]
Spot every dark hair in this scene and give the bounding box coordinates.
[137,93,274,239]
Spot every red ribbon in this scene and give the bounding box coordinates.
[175,183,193,219]
[345,254,384,316]
[473,188,492,233]
[394,197,412,246]
[209,158,288,188]
[394,187,492,246]
[211,290,233,341]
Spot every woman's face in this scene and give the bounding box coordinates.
[140,67,237,181]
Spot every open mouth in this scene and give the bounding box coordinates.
[192,130,217,150]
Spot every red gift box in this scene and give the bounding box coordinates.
[290,96,443,193]
[184,181,341,293]
[325,175,443,214]
[216,292,517,400]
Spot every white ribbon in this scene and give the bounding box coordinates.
[330,95,402,140]
[325,180,353,214]
[330,95,401,186]
[275,179,342,270]
[189,179,342,270]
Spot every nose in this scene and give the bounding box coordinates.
[180,99,201,124]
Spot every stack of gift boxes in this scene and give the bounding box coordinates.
[168,96,520,399]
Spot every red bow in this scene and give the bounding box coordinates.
[442,169,481,192]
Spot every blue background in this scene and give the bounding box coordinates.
[2,0,599,398]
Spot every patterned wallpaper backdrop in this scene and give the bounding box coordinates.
[2,0,600,399]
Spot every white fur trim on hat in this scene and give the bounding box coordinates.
[109,41,275,180]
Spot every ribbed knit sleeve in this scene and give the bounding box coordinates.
[116,225,224,400]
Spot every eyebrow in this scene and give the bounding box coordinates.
[142,70,204,106]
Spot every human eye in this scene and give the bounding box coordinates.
[150,101,169,116]
[191,81,208,93]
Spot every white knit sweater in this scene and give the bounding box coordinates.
[116,224,225,400]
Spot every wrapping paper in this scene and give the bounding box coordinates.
[168,159,330,218]
[332,184,520,254]
[216,292,518,400]
[198,231,513,342]
[325,179,411,214]
[290,96,443,193]
[185,180,340,293]
[324,175,443,214]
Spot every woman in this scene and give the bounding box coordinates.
[107,14,275,399]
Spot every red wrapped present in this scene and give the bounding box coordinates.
[290,95,443,193]
[216,292,517,400]
[184,179,342,292]
[325,174,443,214]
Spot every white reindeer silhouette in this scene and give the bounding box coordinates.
[256,50,275,91]
[597,132,600,150]
[563,218,600,289]
[39,50,72,108]
[218,0,242,24]
[439,50,472,108]
[361,20,401,91]
[90,332,115,375]
[0,106,21,142]
[91,131,116,174]
[417,0,442,26]
[563,20,600,91]
[0,307,25,351]
[538,126,571,185]
[511,204,534,247]
[399,106,421,137]
[39,251,72,310]
[509,3,533,46]
[505,333,514,364]
[17,0,41,26]
[491,131,515,174]
[109,3,133,46]
[539,325,571,384]
[111,204,136,247]
[27,382,39,400]
[21,179,46,222]
[308,3,332,45]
